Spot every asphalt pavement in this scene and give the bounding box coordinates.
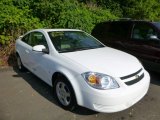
[0,67,160,120]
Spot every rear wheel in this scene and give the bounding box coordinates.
[16,54,26,72]
[54,75,76,111]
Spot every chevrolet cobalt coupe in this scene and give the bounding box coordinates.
[16,29,150,113]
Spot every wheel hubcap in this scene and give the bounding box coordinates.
[56,82,71,106]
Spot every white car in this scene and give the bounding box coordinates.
[15,29,150,113]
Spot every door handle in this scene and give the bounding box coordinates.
[25,50,29,54]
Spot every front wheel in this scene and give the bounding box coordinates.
[54,75,77,111]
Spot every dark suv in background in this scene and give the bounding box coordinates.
[92,19,160,72]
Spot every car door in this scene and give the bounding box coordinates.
[18,33,33,70]
[129,22,160,63]
[29,31,51,84]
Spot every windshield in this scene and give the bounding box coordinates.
[48,31,105,53]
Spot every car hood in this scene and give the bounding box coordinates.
[61,47,142,77]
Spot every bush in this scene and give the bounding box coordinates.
[50,0,117,33]
[0,1,43,45]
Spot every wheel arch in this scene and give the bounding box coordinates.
[51,71,82,106]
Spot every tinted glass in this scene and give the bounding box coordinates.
[132,23,158,40]
[107,22,130,39]
[48,31,104,53]
[29,32,48,48]
[153,22,160,29]
[21,33,30,43]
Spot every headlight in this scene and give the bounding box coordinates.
[82,72,119,90]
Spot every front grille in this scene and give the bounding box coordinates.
[120,68,144,86]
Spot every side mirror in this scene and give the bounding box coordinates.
[19,36,23,39]
[32,45,49,54]
[149,35,159,40]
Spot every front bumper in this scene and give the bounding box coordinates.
[78,70,150,113]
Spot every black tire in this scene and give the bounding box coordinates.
[54,75,77,111]
[16,54,26,72]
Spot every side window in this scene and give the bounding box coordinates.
[132,23,157,40]
[91,22,107,42]
[107,22,130,40]
[21,33,30,43]
[29,32,48,48]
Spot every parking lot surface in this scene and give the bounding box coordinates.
[0,67,160,120]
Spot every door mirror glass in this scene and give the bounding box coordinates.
[32,45,46,52]
[19,35,23,39]
[149,35,159,40]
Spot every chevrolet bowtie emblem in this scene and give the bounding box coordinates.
[135,75,139,79]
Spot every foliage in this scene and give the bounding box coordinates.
[79,0,160,20]
[31,0,116,33]
[114,0,160,20]
[78,0,122,17]
[0,0,43,45]
[53,1,117,33]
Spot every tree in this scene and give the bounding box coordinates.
[33,0,117,33]
[115,0,160,20]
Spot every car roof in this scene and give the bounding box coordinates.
[22,29,83,37]
[31,29,82,32]
[106,19,153,23]
[98,20,157,26]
